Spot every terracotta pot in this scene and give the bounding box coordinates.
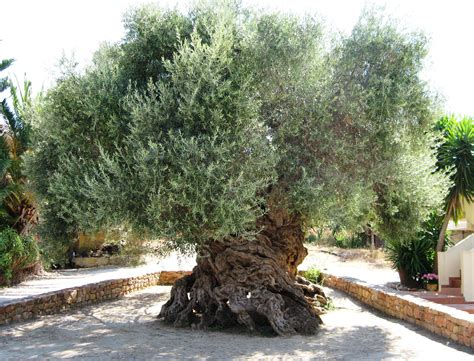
[397,268,420,288]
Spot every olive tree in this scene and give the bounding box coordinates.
[28,3,445,335]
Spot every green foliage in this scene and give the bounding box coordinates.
[303,267,334,310]
[38,238,70,270]
[432,115,474,253]
[0,77,37,234]
[371,150,449,244]
[436,115,474,222]
[385,237,432,281]
[0,55,14,93]
[303,267,322,284]
[418,211,451,252]
[305,233,319,244]
[27,3,446,259]
[385,211,449,282]
[334,229,368,249]
[0,227,38,283]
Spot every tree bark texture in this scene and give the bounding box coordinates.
[434,200,454,273]
[436,201,454,252]
[158,208,328,335]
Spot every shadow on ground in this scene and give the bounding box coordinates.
[0,287,472,360]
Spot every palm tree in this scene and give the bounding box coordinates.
[435,115,474,254]
[0,73,37,235]
[0,56,14,93]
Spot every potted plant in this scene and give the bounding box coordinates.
[421,273,438,291]
[385,238,433,289]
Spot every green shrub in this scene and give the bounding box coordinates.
[303,267,333,309]
[304,267,322,284]
[305,234,318,244]
[385,211,451,286]
[39,238,70,270]
[334,230,368,249]
[305,227,327,245]
[0,228,39,283]
[385,237,433,285]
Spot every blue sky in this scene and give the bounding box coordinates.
[1,0,473,115]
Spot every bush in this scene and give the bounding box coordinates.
[305,228,331,245]
[39,238,70,270]
[0,228,39,285]
[303,267,322,284]
[334,229,368,249]
[385,211,451,286]
[302,267,334,309]
[305,234,318,244]
[385,237,433,284]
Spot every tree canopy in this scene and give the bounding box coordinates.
[28,3,445,252]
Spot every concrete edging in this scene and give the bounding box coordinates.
[0,270,190,326]
[322,272,474,349]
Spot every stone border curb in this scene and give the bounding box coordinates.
[3,268,473,349]
[321,272,474,349]
[0,270,191,326]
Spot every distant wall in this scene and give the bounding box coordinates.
[0,271,190,326]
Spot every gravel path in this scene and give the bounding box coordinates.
[0,246,396,306]
[300,246,400,286]
[1,286,472,360]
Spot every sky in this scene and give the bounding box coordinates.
[1,0,473,116]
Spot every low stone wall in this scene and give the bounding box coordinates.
[322,272,474,349]
[3,269,473,349]
[0,271,190,326]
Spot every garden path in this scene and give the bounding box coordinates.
[0,252,195,305]
[0,247,397,307]
[301,246,400,286]
[1,286,472,360]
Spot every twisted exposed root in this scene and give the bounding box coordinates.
[159,206,329,335]
[159,239,328,335]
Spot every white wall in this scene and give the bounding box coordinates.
[461,250,474,302]
[438,234,474,289]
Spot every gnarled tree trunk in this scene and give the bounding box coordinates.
[158,208,328,335]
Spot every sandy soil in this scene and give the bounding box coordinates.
[1,286,472,360]
[0,246,392,306]
[301,246,399,286]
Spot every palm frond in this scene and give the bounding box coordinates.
[0,59,14,72]
[0,71,36,234]
[0,58,14,93]
[0,99,17,133]
[436,115,474,223]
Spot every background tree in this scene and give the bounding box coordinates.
[435,116,474,254]
[28,3,445,335]
[0,53,40,286]
[0,55,14,93]
[0,76,38,235]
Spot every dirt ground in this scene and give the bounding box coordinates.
[1,286,472,360]
[301,245,399,286]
